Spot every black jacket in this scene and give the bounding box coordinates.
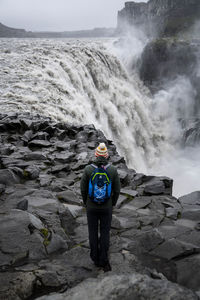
[80,156,120,209]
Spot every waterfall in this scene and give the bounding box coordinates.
[0,38,199,196]
[0,38,164,171]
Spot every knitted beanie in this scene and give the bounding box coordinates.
[95,143,109,158]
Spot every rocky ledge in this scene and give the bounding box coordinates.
[0,112,199,300]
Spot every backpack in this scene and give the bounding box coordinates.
[88,164,112,204]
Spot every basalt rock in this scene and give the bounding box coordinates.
[139,38,200,147]
[0,112,199,300]
[117,0,200,38]
[139,38,199,93]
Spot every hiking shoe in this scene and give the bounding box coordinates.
[103,262,111,272]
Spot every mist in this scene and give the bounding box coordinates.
[111,21,200,197]
[0,0,148,31]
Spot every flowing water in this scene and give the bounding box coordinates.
[0,38,199,197]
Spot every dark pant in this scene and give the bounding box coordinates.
[86,207,112,266]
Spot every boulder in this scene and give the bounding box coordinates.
[36,273,199,300]
[57,190,81,206]
[140,38,198,94]
[55,152,75,163]
[0,210,47,266]
[179,191,200,206]
[28,139,51,148]
[0,272,36,300]
[0,169,20,185]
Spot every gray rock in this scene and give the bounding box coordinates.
[118,169,129,186]
[144,180,165,195]
[0,210,47,266]
[123,197,151,210]
[0,169,20,185]
[176,253,200,291]
[0,271,36,300]
[21,130,33,143]
[133,173,145,186]
[51,164,71,174]
[36,273,199,300]
[46,232,68,254]
[24,152,47,161]
[28,139,51,148]
[179,191,200,206]
[39,174,54,187]
[156,225,191,240]
[55,152,75,163]
[71,160,89,171]
[1,112,199,299]
[116,194,128,208]
[181,208,200,221]
[0,183,5,194]
[32,131,49,140]
[120,188,138,198]
[150,238,200,260]
[24,165,40,179]
[16,199,28,211]
[57,190,81,206]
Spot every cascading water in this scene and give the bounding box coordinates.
[0,38,199,196]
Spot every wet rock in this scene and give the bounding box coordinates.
[21,130,33,143]
[32,131,49,140]
[36,273,199,300]
[24,165,40,179]
[118,169,129,187]
[150,238,200,260]
[116,194,128,208]
[1,112,199,299]
[0,183,5,194]
[179,191,200,206]
[71,160,89,171]
[176,253,200,291]
[28,139,51,148]
[55,152,75,163]
[144,180,165,195]
[57,190,81,206]
[0,210,47,266]
[51,164,71,174]
[87,141,96,149]
[24,152,47,161]
[120,188,138,198]
[133,173,144,186]
[16,199,28,211]
[0,169,20,185]
[0,271,36,300]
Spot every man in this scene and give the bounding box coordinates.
[80,142,120,272]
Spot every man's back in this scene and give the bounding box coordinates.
[81,156,120,209]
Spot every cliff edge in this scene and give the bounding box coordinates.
[117,0,200,37]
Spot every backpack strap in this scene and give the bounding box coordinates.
[91,163,110,170]
[104,164,110,170]
[91,164,98,169]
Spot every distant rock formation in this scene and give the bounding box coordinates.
[0,22,115,38]
[117,0,200,37]
[0,22,33,37]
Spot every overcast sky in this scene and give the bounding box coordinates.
[0,0,148,31]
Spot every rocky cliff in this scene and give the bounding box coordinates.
[118,0,200,37]
[0,22,115,38]
[0,22,32,37]
[0,112,200,299]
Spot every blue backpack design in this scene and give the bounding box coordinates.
[88,164,112,204]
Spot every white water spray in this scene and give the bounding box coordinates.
[0,38,199,197]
